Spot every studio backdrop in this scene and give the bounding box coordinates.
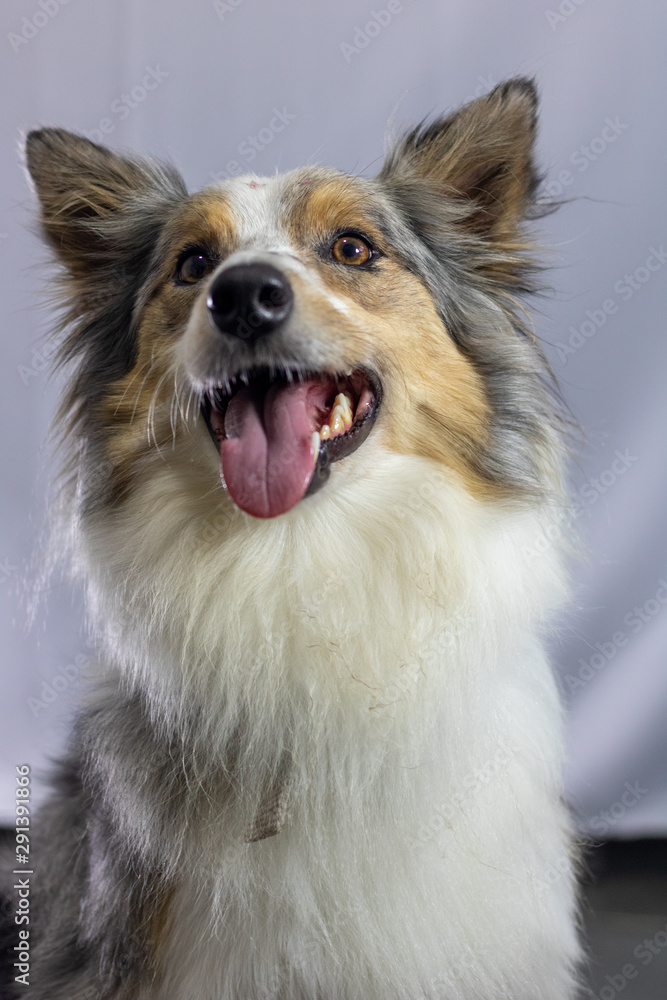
[0,0,666,835]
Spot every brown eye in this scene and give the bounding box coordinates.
[177,250,215,284]
[331,234,372,266]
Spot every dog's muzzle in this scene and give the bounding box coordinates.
[198,256,382,520]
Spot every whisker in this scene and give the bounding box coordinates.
[112,366,146,417]
[146,367,173,453]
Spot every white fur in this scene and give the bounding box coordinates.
[72,412,580,999]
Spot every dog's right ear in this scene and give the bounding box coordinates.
[379,79,541,241]
[25,128,186,277]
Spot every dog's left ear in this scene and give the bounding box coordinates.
[379,78,540,238]
[24,127,186,278]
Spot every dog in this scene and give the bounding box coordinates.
[0,77,581,999]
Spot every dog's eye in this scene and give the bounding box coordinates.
[176,250,216,285]
[330,234,373,266]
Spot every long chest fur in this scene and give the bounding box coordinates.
[80,452,578,999]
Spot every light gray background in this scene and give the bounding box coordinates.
[0,0,665,834]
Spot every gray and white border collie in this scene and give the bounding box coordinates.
[0,78,581,999]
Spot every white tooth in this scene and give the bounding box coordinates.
[332,402,352,429]
[330,410,345,434]
[311,431,321,465]
[333,392,353,423]
[320,424,331,440]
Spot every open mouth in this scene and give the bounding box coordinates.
[201,367,382,518]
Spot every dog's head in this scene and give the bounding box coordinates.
[26,78,560,528]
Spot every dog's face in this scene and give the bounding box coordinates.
[25,78,557,528]
[124,168,492,519]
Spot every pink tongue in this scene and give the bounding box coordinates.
[221,380,329,518]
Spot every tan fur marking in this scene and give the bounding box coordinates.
[286,175,496,496]
[287,175,387,251]
[358,275,494,497]
[153,192,238,283]
[98,175,499,504]
[95,193,239,502]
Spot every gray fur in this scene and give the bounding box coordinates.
[1,79,573,998]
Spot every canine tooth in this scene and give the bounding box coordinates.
[331,393,353,429]
[318,392,354,441]
[334,392,353,420]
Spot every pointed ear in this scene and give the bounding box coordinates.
[379,78,541,237]
[24,128,186,276]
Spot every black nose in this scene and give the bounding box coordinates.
[207,263,293,342]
